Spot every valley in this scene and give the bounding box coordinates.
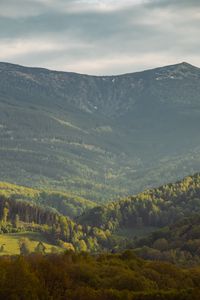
[1,173,200,264]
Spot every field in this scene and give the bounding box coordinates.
[0,232,62,255]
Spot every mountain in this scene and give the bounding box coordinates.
[1,61,200,201]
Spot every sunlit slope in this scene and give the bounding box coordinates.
[0,232,61,255]
[0,181,96,218]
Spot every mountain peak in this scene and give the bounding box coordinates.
[153,61,199,81]
[180,61,191,66]
[176,61,197,69]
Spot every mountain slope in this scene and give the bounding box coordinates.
[0,181,96,219]
[79,173,200,230]
[135,213,200,265]
[0,195,111,252]
[1,62,200,201]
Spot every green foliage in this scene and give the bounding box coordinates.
[0,181,96,218]
[19,238,31,255]
[0,232,62,255]
[2,173,200,257]
[135,214,200,266]
[2,173,200,259]
[34,241,46,254]
[0,251,199,299]
[79,173,200,233]
[0,195,112,253]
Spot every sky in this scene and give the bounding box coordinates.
[0,0,199,75]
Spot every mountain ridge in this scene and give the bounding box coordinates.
[0,61,198,77]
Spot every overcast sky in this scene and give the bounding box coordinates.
[0,0,199,75]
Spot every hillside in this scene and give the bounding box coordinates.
[77,173,200,265]
[1,62,200,201]
[135,214,200,266]
[2,174,200,265]
[0,232,62,255]
[0,195,115,253]
[79,173,200,231]
[0,181,96,219]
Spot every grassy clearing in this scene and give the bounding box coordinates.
[0,232,62,255]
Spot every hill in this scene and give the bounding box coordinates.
[79,173,200,231]
[0,194,115,253]
[0,181,96,218]
[134,214,200,266]
[1,174,200,264]
[77,173,200,265]
[1,62,200,201]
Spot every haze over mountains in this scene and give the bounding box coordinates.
[1,61,200,202]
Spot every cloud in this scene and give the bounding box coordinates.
[0,0,46,18]
[0,0,199,74]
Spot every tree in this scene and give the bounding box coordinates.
[58,240,75,252]
[19,238,31,255]
[14,214,20,228]
[76,240,87,252]
[0,244,5,252]
[2,206,9,224]
[153,238,169,251]
[35,242,46,254]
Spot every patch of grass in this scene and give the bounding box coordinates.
[0,232,62,255]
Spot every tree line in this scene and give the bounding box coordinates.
[0,196,113,252]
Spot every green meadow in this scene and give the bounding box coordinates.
[0,232,61,255]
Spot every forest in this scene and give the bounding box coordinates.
[1,174,200,262]
[0,182,96,219]
[0,195,114,253]
[1,174,200,299]
[0,250,200,300]
[79,173,200,230]
[134,214,200,266]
